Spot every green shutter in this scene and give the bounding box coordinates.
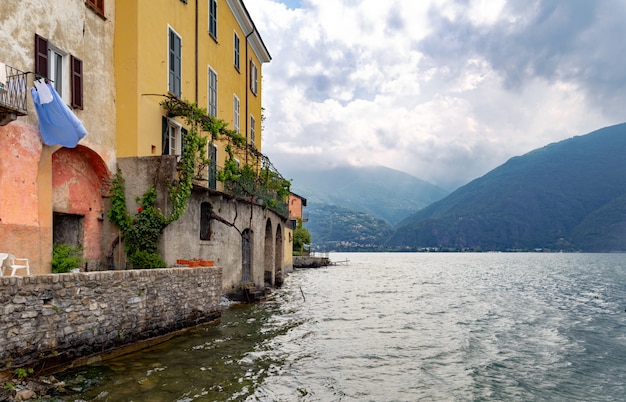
[162,116,169,155]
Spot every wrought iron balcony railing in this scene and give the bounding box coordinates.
[0,65,28,125]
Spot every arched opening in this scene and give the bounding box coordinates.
[241,229,253,283]
[274,223,284,286]
[52,145,110,269]
[200,202,212,240]
[264,219,274,286]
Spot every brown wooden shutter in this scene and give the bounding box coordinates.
[35,34,49,79]
[70,55,83,109]
[86,0,105,15]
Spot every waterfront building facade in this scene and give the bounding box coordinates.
[0,0,116,272]
[113,0,290,291]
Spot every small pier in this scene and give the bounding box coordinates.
[293,253,350,268]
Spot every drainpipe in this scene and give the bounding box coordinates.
[195,0,199,104]
[245,27,254,165]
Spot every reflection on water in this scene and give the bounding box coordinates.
[54,253,626,401]
[55,300,302,401]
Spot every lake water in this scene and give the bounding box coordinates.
[55,253,626,401]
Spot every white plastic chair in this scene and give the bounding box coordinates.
[5,254,30,276]
[0,253,8,275]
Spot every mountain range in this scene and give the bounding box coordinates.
[287,166,449,250]
[388,123,626,252]
[286,123,626,252]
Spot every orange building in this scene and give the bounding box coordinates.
[0,0,116,272]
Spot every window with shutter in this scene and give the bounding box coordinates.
[85,0,105,16]
[233,95,240,133]
[249,115,256,147]
[250,60,258,96]
[208,67,218,117]
[168,28,182,98]
[200,202,212,240]
[162,117,182,157]
[209,0,218,39]
[71,56,83,109]
[234,32,240,71]
[35,34,49,79]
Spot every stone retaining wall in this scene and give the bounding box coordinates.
[0,267,222,372]
[293,256,331,268]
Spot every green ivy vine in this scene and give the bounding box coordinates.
[108,95,290,269]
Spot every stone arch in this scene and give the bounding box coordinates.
[241,228,253,283]
[274,223,284,286]
[52,145,110,268]
[264,218,274,286]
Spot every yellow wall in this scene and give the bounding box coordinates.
[115,0,269,172]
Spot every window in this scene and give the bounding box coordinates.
[85,0,105,16]
[249,60,258,95]
[233,95,240,133]
[168,28,182,98]
[208,67,217,117]
[249,115,256,147]
[234,32,240,71]
[209,0,217,39]
[34,34,83,108]
[200,202,212,240]
[208,143,217,190]
[48,46,65,96]
[162,117,183,157]
[70,56,83,109]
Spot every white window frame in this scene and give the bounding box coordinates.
[249,114,256,147]
[48,45,68,101]
[250,60,258,95]
[168,26,182,98]
[234,32,240,71]
[233,94,240,133]
[167,118,182,158]
[208,66,218,117]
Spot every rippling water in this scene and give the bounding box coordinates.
[56,253,626,401]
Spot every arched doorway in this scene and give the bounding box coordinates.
[52,146,110,269]
[264,219,274,286]
[274,224,284,286]
[241,229,253,283]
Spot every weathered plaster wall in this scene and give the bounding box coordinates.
[164,192,288,292]
[0,0,117,272]
[0,0,117,166]
[114,156,291,292]
[0,267,222,372]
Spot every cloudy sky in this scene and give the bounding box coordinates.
[245,0,626,190]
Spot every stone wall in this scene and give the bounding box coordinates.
[115,156,291,293]
[293,256,331,268]
[0,267,222,372]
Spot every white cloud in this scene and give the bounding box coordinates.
[246,0,626,190]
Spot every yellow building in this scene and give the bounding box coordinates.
[113,0,290,292]
[115,0,270,190]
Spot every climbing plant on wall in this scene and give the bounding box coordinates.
[161,95,291,213]
[108,95,290,269]
[108,97,212,268]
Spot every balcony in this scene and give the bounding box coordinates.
[0,65,28,126]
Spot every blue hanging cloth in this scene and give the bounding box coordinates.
[30,81,87,148]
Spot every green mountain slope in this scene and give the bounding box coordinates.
[387,123,626,251]
[305,203,394,251]
[288,165,449,225]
